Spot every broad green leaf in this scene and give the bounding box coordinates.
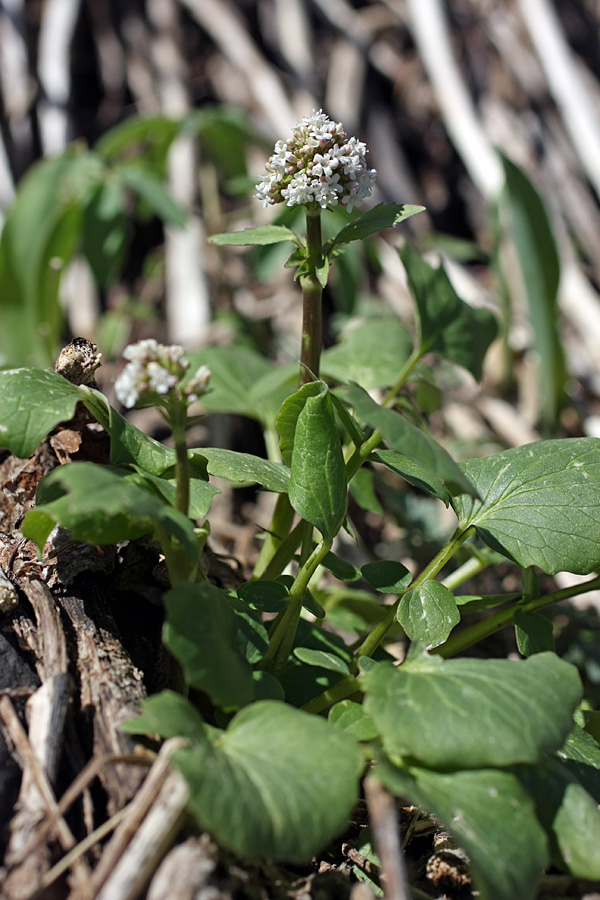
[375,450,451,504]
[185,345,274,419]
[247,363,298,426]
[321,551,361,582]
[120,690,208,743]
[558,725,600,804]
[347,383,476,498]
[501,154,565,427]
[329,700,378,740]
[397,581,460,648]
[453,438,600,574]
[95,114,181,162]
[0,368,84,457]
[361,560,412,593]
[173,700,363,861]
[208,225,298,246]
[191,447,290,493]
[82,179,128,287]
[163,582,256,711]
[293,647,350,675]
[400,242,498,381]
[289,389,348,539]
[516,760,600,879]
[131,461,217,521]
[514,609,555,656]
[282,619,354,707]
[321,318,413,391]
[327,203,425,252]
[23,462,198,561]
[107,403,177,474]
[276,381,325,466]
[364,653,581,769]
[120,164,187,227]
[377,759,548,900]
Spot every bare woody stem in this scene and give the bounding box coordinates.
[299,206,324,385]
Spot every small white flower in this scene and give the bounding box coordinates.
[146,361,178,394]
[255,110,376,211]
[115,339,205,409]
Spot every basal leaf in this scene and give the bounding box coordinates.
[192,447,290,493]
[163,582,256,711]
[397,581,460,648]
[516,760,600,879]
[364,652,581,769]
[120,164,187,227]
[173,700,363,861]
[0,368,85,458]
[208,225,299,246]
[23,462,198,560]
[327,203,425,252]
[377,759,548,900]
[453,438,600,575]
[120,690,208,743]
[321,318,414,391]
[108,403,176,474]
[400,242,498,380]
[289,389,347,540]
[347,383,476,498]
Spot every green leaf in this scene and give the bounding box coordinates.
[321,551,361,582]
[377,759,548,900]
[288,389,348,539]
[501,154,565,427]
[107,403,177,475]
[321,318,414,391]
[347,383,476,498]
[185,345,274,420]
[208,225,298,246]
[327,203,425,252]
[173,700,363,861]
[163,582,257,711]
[120,690,208,743]
[94,114,181,162]
[276,381,325,466]
[329,700,378,740]
[400,242,498,381]
[558,725,600,804]
[293,647,350,675]
[0,150,101,368]
[361,560,412,593]
[120,164,187,227]
[364,653,581,769]
[453,438,600,575]
[191,447,290,493]
[516,761,600,879]
[349,467,383,514]
[375,449,451,504]
[282,619,354,707]
[23,462,198,560]
[514,609,555,656]
[133,465,218,520]
[82,179,128,287]
[237,579,288,613]
[397,582,460,648]
[0,368,84,457]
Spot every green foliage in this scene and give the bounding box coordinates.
[2,116,600,898]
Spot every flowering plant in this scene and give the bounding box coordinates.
[1,110,600,900]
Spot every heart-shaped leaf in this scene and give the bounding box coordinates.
[453,438,600,574]
[397,581,460,648]
[172,700,363,861]
[364,652,581,769]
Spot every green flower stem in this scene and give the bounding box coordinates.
[168,400,190,517]
[257,537,332,677]
[299,206,324,385]
[80,386,111,431]
[433,573,600,659]
[441,554,492,592]
[353,526,476,663]
[382,347,423,407]
[252,493,296,580]
[301,675,361,715]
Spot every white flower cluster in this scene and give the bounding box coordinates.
[255,109,376,213]
[115,339,211,409]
